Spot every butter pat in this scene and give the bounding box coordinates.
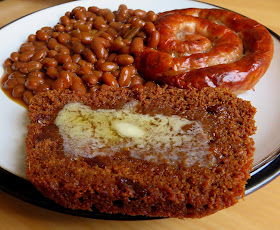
[112,121,145,138]
[54,102,214,167]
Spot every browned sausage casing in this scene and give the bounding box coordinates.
[135,8,274,94]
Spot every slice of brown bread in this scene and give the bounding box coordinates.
[26,86,256,218]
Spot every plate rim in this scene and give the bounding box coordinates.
[0,0,279,219]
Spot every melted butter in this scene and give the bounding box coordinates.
[54,102,215,168]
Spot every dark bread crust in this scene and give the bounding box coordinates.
[26,87,256,218]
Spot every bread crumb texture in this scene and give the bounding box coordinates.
[26,86,256,218]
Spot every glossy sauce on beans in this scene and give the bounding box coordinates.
[1,4,159,107]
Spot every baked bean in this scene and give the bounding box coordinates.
[100,84,110,90]
[105,27,118,38]
[71,30,83,40]
[12,85,25,98]
[92,70,103,81]
[109,21,124,31]
[100,32,114,43]
[70,19,77,24]
[124,65,137,76]
[7,71,26,79]
[123,38,132,46]
[52,31,60,39]
[20,43,36,53]
[65,11,71,18]
[25,75,45,90]
[83,48,97,64]
[100,62,118,72]
[75,11,87,21]
[47,50,58,58]
[3,77,26,89]
[81,32,94,45]
[115,54,134,65]
[119,45,130,54]
[128,9,134,15]
[87,12,97,22]
[28,34,36,42]
[77,66,92,76]
[144,81,157,88]
[70,75,87,92]
[107,53,118,62]
[52,71,73,90]
[130,37,144,55]
[143,11,157,22]
[65,24,74,32]
[78,59,94,69]
[91,37,109,60]
[89,84,101,92]
[35,44,49,53]
[93,16,108,30]
[131,84,144,90]
[12,61,25,71]
[32,50,47,61]
[72,41,85,54]
[94,59,106,70]
[60,15,70,26]
[136,31,147,41]
[54,24,65,33]
[55,53,72,64]
[47,38,58,50]
[130,75,144,87]
[10,52,20,62]
[33,83,51,94]
[58,33,71,44]
[102,72,118,87]
[85,11,93,19]
[144,22,156,34]
[147,30,160,48]
[78,24,92,32]
[110,36,126,52]
[28,71,45,79]
[122,24,132,36]
[116,4,128,22]
[56,66,64,73]
[133,9,146,18]
[41,26,53,33]
[42,58,58,68]
[63,61,79,72]
[103,11,115,23]
[56,45,70,55]
[88,6,99,14]
[23,90,34,105]
[46,67,58,79]
[111,69,120,78]
[4,58,12,67]
[132,19,145,28]
[118,66,133,87]
[36,30,50,41]
[19,61,42,74]
[72,54,82,63]
[97,8,110,16]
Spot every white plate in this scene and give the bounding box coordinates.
[0,0,279,203]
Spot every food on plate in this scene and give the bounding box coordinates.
[135,8,274,94]
[1,5,159,106]
[1,5,274,107]
[26,86,256,218]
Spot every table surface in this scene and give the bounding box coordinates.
[0,0,279,229]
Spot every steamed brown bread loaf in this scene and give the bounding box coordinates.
[26,87,256,218]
